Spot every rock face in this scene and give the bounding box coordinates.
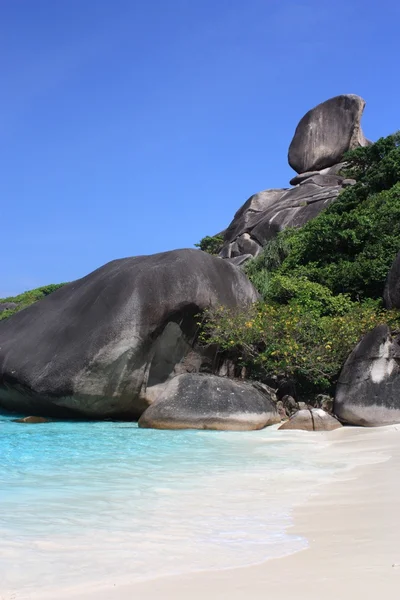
[279,409,342,431]
[384,251,400,309]
[0,249,258,419]
[219,174,344,261]
[211,94,368,265]
[334,325,400,426]
[288,94,369,174]
[138,373,280,431]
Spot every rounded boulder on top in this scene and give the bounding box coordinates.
[288,94,370,174]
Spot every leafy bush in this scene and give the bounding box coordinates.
[244,133,400,300]
[199,133,400,398]
[262,274,354,316]
[200,300,400,396]
[245,229,293,276]
[195,234,224,255]
[277,134,400,299]
[243,232,294,299]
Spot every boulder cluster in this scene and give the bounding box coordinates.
[2,93,400,431]
[219,94,369,264]
[0,249,258,422]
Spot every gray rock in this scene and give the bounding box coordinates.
[315,394,334,413]
[219,175,342,258]
[334,324,400,426]
[225,254,253,267]
[138,373,280,431]
[14,416,50,424]
[251,380,277,398]
[0,249,258,419]
[289,171,321,186]
[279,409,342,431]
[281,395,298,416]
[289,165,346,186]
[276,400,288,421]
[233,233,263,258]
[0,302,18,314]
[223,189,288,248]
[342,178,357,187]
[384,251,400,309]
[298,173,343,187]
[288,94,369,174]
[320,162,347,176]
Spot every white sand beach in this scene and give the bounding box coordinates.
[79,425,400,600]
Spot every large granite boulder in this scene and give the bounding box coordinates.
[138,373,280,431]
[278,409,342,431]
[334,325,400,426]
[0,249,258,419]
[288,94,369,174]
[219,174,343,260]
[384,250,400,309]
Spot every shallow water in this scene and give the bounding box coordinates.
[0,413,386,598]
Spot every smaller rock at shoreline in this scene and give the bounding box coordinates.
[315,394,334,414]
[334,324,400,426]
[14,416,50,424]
[279,409,342,431]
[138,373,280,431]
[276,400,288,421]
[281,395,298,417]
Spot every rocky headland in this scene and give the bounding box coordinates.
[1,93,400,430]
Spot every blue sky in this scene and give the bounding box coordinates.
[1,0,399,296]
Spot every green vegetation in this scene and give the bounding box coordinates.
[279,133,400,300]
[0,283,66,321]
[195,233,224,255]
[200,134,400,398]
[200,300,400,396]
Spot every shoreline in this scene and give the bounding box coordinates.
[78,424,400,600]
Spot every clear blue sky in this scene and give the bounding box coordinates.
[1,0,399,296]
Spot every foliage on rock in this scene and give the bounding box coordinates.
[0,284,66,320]
[199,133,400,398]
[200,300,400,396]
[278,133,400,299]
[195,234,224,255]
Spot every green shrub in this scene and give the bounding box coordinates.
[262,274,354,316]
[195,234,224,255]
[199,133,400,397]
[276,134,400,299]
[200,300,400,396]
[245,230,293,276]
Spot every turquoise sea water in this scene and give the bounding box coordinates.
[0,411,380,599]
